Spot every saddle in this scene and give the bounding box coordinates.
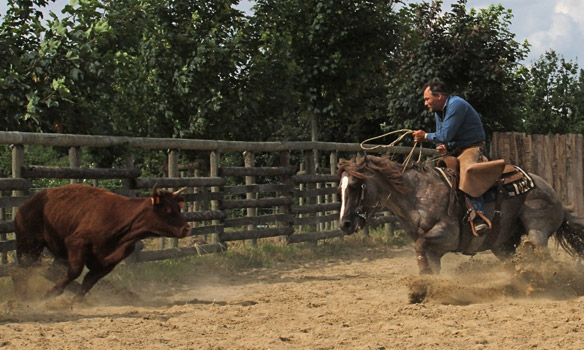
[435,156,536,253]
[436,156,535,200]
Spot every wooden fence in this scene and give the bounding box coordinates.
[0,131,435,274]
[491,132,584,217]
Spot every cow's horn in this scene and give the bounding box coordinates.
[173,187,187,196]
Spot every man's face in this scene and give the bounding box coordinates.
[423,87,445,113]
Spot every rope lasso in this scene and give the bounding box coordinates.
[360,129,427,172]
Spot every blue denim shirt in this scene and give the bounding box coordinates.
[425,95,485,150]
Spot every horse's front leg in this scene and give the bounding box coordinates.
[414,221,458,274]
[415,237,443,274]
[415,237,433,274]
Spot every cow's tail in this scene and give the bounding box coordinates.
[555,209,584,258]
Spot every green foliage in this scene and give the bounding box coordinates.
[2,0,581,146]
[2,0,402,143]
[387,0,529,136]
[1,0,248,138]
[1,0,52,131]
[246,0,400,142]
[519,50,584,134]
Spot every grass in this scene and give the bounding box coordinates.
[0,228,413,298]
[107,228,412,287]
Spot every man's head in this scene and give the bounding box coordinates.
[423,79,450,113]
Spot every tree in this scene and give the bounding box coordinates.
[387,0,529,137]
[1,0,140,134]
[131,0,249,139]
[244,0,400,143]
[0,0,55,131]
[519,50,584,134]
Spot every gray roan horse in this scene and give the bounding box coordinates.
[337,154,584,274]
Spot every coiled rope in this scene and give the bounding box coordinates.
[360,129,440,172]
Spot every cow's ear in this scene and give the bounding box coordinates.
[150,184,160,206]
[178,200,185,209]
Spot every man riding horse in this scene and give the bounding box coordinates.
[412,79,505,235]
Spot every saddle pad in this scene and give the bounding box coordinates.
[435,165,536,201]
[484,165,535,202]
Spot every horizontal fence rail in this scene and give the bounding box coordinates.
[20,166,142,179]
[0,131,431,273]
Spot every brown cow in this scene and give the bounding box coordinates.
[13,184,190,299]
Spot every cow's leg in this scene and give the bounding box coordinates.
[77,265,116,298]
[102,241,137,266]
[46,243,86,298]
[43,259,83,294]
[16,241,44,267]
[12,237,45,300]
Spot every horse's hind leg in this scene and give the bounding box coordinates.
[521,211,561,250]
[517,216,559,262]
[520,177,564,250]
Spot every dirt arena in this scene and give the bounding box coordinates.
[1,239,584,350]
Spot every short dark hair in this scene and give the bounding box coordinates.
[423,79,450,96]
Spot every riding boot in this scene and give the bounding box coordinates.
[465,195,491,236]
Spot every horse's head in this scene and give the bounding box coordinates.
[337,157,382,234]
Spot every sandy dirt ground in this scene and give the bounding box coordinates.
[1,240,584,350]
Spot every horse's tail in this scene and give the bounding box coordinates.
[555,209,584,258]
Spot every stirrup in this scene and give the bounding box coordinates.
[469,211,492,237]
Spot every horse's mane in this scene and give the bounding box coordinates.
[337,154,417,195]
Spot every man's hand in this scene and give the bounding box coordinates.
[436,144,447,155]
[412,130,426,143]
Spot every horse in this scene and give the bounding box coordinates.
[337,154,584,274]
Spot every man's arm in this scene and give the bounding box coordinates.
[413,130,426,142]
[425,99,467,145]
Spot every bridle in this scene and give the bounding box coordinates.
[353,181,381,224]
[355,183,368,221]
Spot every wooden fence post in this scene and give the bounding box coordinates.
[492,132,584,219]
[11,144,24,220]
[193,167,202,232]
[121,151,136,197]
[575,135,584,217]
[329,151,338,231]
[244,151,257,247]
[297,162,304,232]
[304,150,316,234]
[210,150,221,244]
[168,149,179,249]
[317,155,323,232]
[69,146,82,185]
[0,193,6,264]
[280,150,292,242]
[384,212,394,240]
